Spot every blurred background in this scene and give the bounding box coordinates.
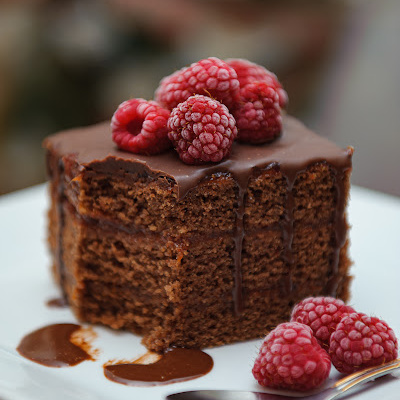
[0,0,399,196]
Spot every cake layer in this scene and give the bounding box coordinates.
[62,162,343,235]
[74,281,351,352]
[140,280,352,351]
[74,272,352,352]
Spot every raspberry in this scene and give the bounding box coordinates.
[111,98,171,155]
[329,312,398,374]
[155,57,240,110]
[291,297,355,350]
[233,81,282,144]
[167,95,237,165]
[252,322,331,391]
[226,58,288,108]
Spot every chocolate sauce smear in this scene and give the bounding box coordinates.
[46,297,68,308]
[17,323,93,367]
[104,348,213,386]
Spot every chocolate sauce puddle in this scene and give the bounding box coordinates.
[17,323,93,367]
[104,348,213,386]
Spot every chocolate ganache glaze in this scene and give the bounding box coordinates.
[44,115,353,314]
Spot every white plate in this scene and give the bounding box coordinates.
[1,184,400,400]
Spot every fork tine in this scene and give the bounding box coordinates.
[332,358,400,389]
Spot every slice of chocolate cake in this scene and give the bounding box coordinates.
[44,115,352,352]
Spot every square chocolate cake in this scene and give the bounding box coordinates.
[44,115,352,352]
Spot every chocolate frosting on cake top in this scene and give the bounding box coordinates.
[44,115,352,198]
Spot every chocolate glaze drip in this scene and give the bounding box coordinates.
[45,116,353,314]
[281,167,297,295]
[17,324,92,367]
[104,348,213,386]
[232,173,251,314]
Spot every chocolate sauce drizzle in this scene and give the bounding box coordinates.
[104,348,213,386]
[47,116,353,315]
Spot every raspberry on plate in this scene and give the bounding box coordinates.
[155,57,240,111]
[291,296,355,350]
[111,98,171,155]
[233,81,282,144]
[252,322,331,391]
[226,58,288,108]
[329,312,398,374]
[167,95,237,165]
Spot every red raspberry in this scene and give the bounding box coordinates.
[291,297,356,350]
[167,95,237,165]
[226,58,288,108]
[155,57,240,110]
[234,81,282,144]
[329,312,398,374]
[111,98,171,155]
[252,322,331,391]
